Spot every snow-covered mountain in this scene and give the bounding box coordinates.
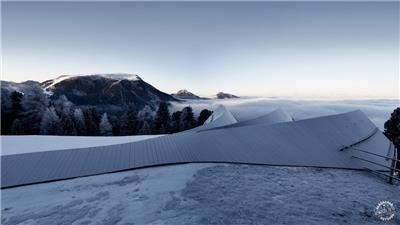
[216,92,239,99]
[42,73,141,90]
[1,74,179,115]
[171,89,209,100]
[40,73,178,112]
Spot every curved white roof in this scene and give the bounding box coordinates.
[189,105,238,131]
[1,135,163,156]
[252,107,293,124]
[1,110,392,188]
[199,107,293,132]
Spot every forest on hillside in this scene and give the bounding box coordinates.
[1,89,212,136]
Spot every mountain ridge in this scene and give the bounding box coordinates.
[1,74,179,115]
[2,74,241,115]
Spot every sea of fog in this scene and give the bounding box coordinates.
[171,97,399,130]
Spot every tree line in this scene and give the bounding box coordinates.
[1,90,213,136]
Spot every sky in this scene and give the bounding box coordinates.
[2,1,399,98]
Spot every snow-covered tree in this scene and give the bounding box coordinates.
[73,108,87,135]
[40,107,60,135]
[138,120,151,135]
[53,95,73,116]
[100,113,113,136]
[138,105,154,134]
[138,105,154,121]
[19,87,48,134]
[51,95,77,135]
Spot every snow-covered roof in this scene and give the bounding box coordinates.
[1,109,392,188]
[1,135,163,156]
[197,107,293,132]
[189,105,238,132]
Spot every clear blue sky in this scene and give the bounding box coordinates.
[2,2,399,98]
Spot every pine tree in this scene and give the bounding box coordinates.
[84,107,100,135]
[61,115,77,135]
[73,108,87,135]
[138,120,151,135]
[181,106,196,130]
[51,95,77,135]
[2,91,23,134]
[138,105,153,120]
[10,119,24,135]
[40,106,60,135]
[197,109,213,126]
[138,105,154,134]
[19,88,48,134]
[10,91,24,119]
[108,115,121,136]
[100,113,113,136]
[171,111,182,133]
[1,97,10,134]
[120,104,138,135]
[154,102,170,134]
[53,95,73,116]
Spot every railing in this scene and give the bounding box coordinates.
[338,127,399,184]
[389,144,399,184]
[346,144,399,184]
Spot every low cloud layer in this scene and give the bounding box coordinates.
[171,98,399,130]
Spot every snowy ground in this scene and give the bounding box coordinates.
[2,163,399,225]
[1,135,162,155]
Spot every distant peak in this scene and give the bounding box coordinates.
[172,89,205,100]
[216,92,239,99]
[177,89,191,94]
